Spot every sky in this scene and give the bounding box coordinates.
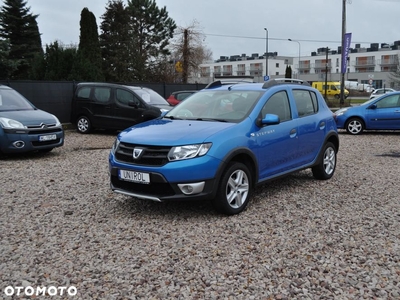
[26,0,400,60]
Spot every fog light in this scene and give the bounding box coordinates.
[178,182,205,195]
[13,141,25,148]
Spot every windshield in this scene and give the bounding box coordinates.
[130,87,169,105]
[0,89,34,111]
[361,98,376,106]
[165,90,262,122]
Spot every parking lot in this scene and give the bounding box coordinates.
[1,130,399,299]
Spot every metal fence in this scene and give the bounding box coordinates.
[0,80,207,123]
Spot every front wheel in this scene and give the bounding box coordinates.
[76,116,92,134]
[212,162,252,215]
[346,118,364,135]
[312,142,337,180]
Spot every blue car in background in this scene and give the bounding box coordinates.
[334,91,400,135]
[109,79,339,215]
[0,85,64,155]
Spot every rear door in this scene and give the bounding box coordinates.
[292,89,325,165]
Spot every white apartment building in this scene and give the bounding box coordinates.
[195,41,400,90]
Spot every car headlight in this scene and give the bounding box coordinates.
[0,117,26,129]
[334,108,348,117]
[111,138,120,154]
[168,143,212,161]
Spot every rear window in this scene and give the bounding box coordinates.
[293,90,318,117]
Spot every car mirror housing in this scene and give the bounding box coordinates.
[369,103,377,109]
[128,101,139,108]
[261,114,280,125]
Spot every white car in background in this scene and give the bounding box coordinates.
[369,88,396,100]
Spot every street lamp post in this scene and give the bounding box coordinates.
[264,28,268,77]
[288,39,301,79]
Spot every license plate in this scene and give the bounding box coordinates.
[119,170,150,184]
[39,134,57,141]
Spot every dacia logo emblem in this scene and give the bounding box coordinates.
[133,148,143,159]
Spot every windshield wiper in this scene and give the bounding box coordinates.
[163,115,182,120]
[195,118,227,122]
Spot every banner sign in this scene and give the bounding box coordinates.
[341,32,352,74]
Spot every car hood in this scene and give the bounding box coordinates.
[119,118,235,145]
[0,109,57,126]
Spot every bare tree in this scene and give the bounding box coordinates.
[388,57,400,90]
[169,20,212,83]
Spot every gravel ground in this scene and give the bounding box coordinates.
[1,129,399,299]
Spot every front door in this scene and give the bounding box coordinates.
[253,91,299,179]
[113,88,145,129]
[366,94,400,129]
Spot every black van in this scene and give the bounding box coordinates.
[70,82,171,133]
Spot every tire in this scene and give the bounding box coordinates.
[346,118,364,135]
[76,116,92,134]
[312,142,337,180]
[334,94,340,99]
[212,162,252,215]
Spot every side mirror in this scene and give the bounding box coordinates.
[128,101,139,108]
[369,103,377,109]
[256,113,280,127]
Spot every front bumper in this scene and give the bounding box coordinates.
[0,127,64,153]
[109,152,223,201]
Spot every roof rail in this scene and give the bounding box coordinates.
[262,78,311,89]
[205,78,254,89]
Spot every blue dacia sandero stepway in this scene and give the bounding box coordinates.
[109,79,339,215]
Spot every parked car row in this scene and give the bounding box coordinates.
[2,80,400,215]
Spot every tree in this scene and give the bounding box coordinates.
[0,39,17,79]
[126,0,176,81]
[285,65,292,78]
[0,0,43,79]
[41,41,78,80]
[71,7,103,81]
[100,0,132,82]
[169,21,212,83]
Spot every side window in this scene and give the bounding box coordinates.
[77,87,91,99]
[261,91,291,122]
[116,89,141,106]
[376,95,400,108]
[293,90,317,117]
[93,87,111,103]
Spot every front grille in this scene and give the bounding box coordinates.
[29,128,62,135]
[111,175,175,197]
[115,142,171,166]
